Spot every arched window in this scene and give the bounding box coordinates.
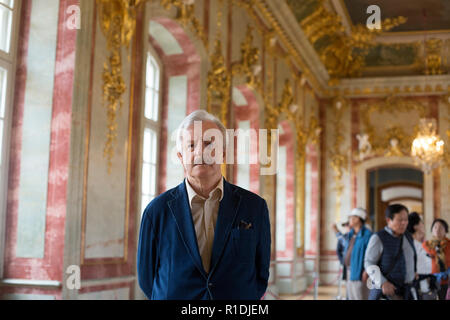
[140,52,161,214]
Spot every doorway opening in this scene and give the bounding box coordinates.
[367,167,424,231]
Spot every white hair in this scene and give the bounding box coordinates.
[176,110,227,154]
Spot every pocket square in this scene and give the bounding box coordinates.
[239,220,253,230]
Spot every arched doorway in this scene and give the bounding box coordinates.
[356,157,434,234]
[367,167,424,231]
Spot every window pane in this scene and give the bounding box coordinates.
[152,90,159,122]
[143,128,151,163]
[0,0,14,9]
[151,129,157,164]
[149,164,156,196]
[0,4,12,53]
[153,60,160,91]
[146,54,155,89]
[141,163,150,195]
[144,88,154,120]
[0,67,6,118]
[145,53,160,122]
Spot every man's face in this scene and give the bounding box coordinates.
[387,210,409,235]
[177,121,225,181]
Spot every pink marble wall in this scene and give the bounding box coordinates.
[306,143,319,256]
[277,120,295,260]
[2,0,78,296]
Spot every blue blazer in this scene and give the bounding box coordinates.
[137,179,271,300]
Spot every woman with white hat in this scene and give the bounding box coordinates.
[343,207,373,300]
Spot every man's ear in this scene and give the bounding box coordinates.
[177,152,183,163]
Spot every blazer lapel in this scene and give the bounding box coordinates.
[209,180,242,274]
[167,181,206,278]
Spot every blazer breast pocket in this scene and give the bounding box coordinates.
[231,228,256,264]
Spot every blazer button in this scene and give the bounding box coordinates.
[208,283,214,288]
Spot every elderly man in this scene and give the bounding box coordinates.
[137,110,271,300]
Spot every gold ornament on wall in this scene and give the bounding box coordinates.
[97,0,145,173]
[329,96,348,223]
[160,0,208,49]
[357,96,428,160]
[207,38,231,127]
[207,0,231,127]
[231,25,261,90]
[424,38,444,75]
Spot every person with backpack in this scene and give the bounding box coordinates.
[364,204,417,300]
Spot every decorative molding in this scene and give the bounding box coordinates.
[329,96,349,222]
[80,275,136,288]
[0,279,62,288]
[332,74,450,98]
[357,96,428,160]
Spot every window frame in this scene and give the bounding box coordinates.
[138,46,163,217]
[0,0,20,279]
[0,0,16,61]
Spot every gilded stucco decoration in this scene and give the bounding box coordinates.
[231,26,262,91]
[97,0,146,173]
[424,38,445,75]
[329,96,348,222]
[207,0,231,127]
[160,0,208,49]
[356,96,428,161]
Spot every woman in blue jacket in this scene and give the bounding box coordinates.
[343,208,372,300]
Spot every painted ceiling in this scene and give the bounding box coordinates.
[285,0,450,80]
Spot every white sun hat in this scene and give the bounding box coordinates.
[348,207,367,221]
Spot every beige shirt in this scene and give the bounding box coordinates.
[185,177,224,273]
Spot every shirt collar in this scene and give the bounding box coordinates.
[185,177,224,205]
